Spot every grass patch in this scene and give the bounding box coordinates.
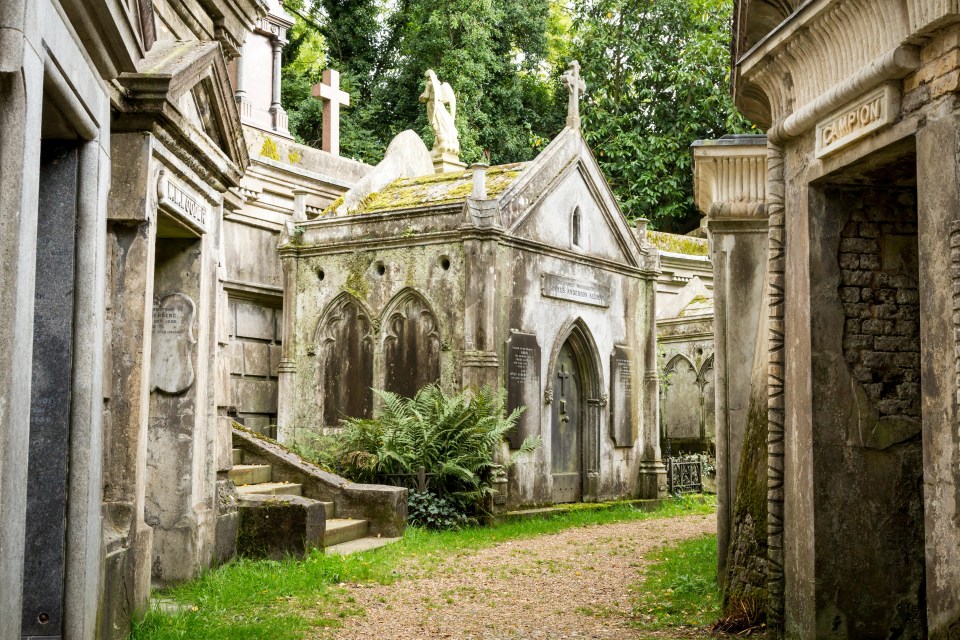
[133,495,715,640]
[629,533,721,631]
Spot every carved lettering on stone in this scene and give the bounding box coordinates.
[815,84,898,159]
[383,292,441,398]
[541,273,610,307]
[506,331,541,449]
[151,293,197,394]
[609,346,635,447]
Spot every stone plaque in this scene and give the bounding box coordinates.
[506,331,541,449]
[610,346,635,447]
[815,84,898,159]
[151,293,197,394]
[541,273,610,307]
[157,170,208,231]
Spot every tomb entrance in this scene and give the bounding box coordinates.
[808,142,926,638]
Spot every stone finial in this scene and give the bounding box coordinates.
[470,163,488,199]
[562,60,586,129]
[312,69,351,156]
[292,188,308,222]
[419,70,464,172]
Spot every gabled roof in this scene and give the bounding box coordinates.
[114,40,249,189]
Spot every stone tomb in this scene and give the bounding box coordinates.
[718,3,960,637]
[277,120,666,507]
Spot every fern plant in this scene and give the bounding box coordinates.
[338,384,540,514]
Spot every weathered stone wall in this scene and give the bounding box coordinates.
[809,183,926,640]
[839,195,921,420]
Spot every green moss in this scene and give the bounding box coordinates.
[343,252,372,299]
[330,162,527,216]
[320,195,344,217]
[648,230,709,256]
[260,136,281,161]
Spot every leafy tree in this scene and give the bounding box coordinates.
[281,0,566,166]
[570,0,755,231]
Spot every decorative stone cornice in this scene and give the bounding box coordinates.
[691,135,768,221]
[735,0,927,133]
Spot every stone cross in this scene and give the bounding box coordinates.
[562,60,586,129]
[557,363,570,395]
[312,68,350,156]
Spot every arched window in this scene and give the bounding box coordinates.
[572,207,582,247]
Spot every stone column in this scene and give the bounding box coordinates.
[916,113,960,639]
[0,51,43,640]
[269,37,285,132]
[637,276,667,499]
[691,135,768,581]
[276,250,298,443]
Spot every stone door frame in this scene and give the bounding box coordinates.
[0,2,112,637]
[546,318,603,502]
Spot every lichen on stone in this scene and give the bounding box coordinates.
[260,136,281,161]
[647,230,709,256]
[337,162,527,216]
[343,251,372,299]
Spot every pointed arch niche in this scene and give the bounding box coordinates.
[381,289,442,398]
[315,293,375,425]
[662,354,701,441]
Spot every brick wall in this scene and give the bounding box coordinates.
[839,189,920,419]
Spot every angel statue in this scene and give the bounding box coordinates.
[419,69,460,158]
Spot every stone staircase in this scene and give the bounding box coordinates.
[229,428,407,557]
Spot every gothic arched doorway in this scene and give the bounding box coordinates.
[549,323,602,504]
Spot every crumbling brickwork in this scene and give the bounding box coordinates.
[839,189,921,419]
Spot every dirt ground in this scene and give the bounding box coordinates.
[313,513,718,640]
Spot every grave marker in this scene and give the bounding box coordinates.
[506,331,541,449]
[610,346,635,446]
[151,293,197,394]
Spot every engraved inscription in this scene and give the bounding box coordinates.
[158,171,208,231]
[610,346,635,447]
[541,273,610,307]
[506,332,541,449]
[151,293,197,394]
[815,85,898,159]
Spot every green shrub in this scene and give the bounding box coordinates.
[407,490,469,530]
[339,384,540,514]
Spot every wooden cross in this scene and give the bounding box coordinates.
[557,363,571,396]
[312,68,350,156]
[561,60,586,129]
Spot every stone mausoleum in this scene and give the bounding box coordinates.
[277,66,667,507]
[698,1,960,637]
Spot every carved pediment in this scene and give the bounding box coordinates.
[115,40,249,188]
[500,128,652,272]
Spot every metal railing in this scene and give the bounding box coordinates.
[666,456,704,494]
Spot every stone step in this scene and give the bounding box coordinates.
[232,448,243,465]
[323,518,369,547]
[235,481,302,497]
[228,464,273,486]
[325,535,403,556]
[319,501,335,519]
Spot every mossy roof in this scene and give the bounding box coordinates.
[647,230,709,257]
[322,162,528,216]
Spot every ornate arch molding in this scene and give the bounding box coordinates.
[379,287,443,398]
[698,353,715,386]
[314,292,376,425]
[547,318,605,479]
[546,317,604,402]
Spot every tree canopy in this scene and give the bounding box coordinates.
[279,0,754,231]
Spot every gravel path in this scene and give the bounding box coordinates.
[314,512,717,640]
